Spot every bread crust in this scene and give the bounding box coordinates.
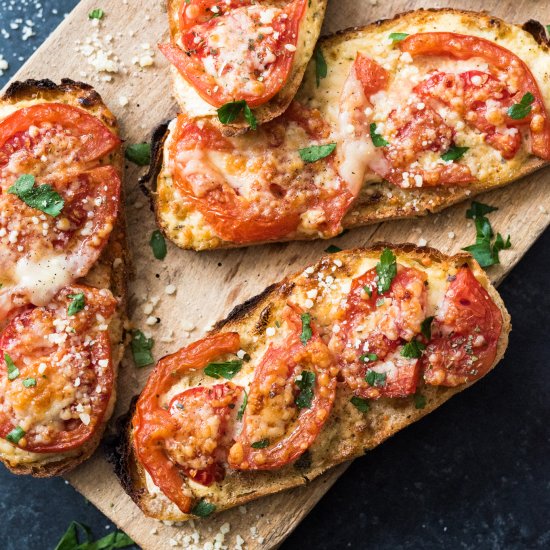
[113,243,511,520]
[0,79,129,477]
[166,0,328,135]
[148,8,550,251]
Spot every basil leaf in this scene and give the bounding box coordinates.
[8,175,64,217]
[300,313,312,345]
[299,142,336,163]
[131,330,154,368]
[243,103,257,130]
[54,522,82,550]
[191,499,216,517]
[204,360,242,380]
[375,248,397,293]
[295,370,315,409]
[359,353,378,363]
[365,370,386,387]
[217,100,257,129]
[251,438,270,449]
[23,378,37,388]
[462,241,495,268]
[420,316,434,340]
[324,244,342,253]
[466,201,498,220]
[494,232,512,254]
[441,145,469,162]
[125,143,151,166]
[5,353,19,381]
[149,230,167,260]
[401,339,426,359]
[314,46,328,87]
[83,531,134,549]
[67,293,86,316]
[88,9,105,20]
[507,92,535,119]
[389,32,409,42]
[350,396,370,413]
[55,521,133,550]
[6,426,25,444]
[369,123,389,147]
[237,390,248,421]
[414,393,427,410]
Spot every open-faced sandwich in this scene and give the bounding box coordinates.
[0,79,127,476]
[114,244,510,520]
[160,0,328,133]
[147,8,550,251]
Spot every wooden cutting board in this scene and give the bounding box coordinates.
[3,0,549,548]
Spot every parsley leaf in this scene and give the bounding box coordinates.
[300,313,312,345]
[466,201,498,220]
[365,370,386,387]
[67,293,86,316]
[299,143,336,163]
[441,145,469,162]
[191,500,217,518]
[217,100,257,129]
[5,353,19,381]
[295,370,316,409]
[420,316,434,340]
[6,426,25,445]
[204,360,242,380]
[350,396,370,412]
[359,353,378,363]
[507,92,535,119]
[369,122,389,147]
[125,143,151,166]
[8,175,64,217]
[401,340,426,359]
[23,378,37,388]
[131,330,154,368]
[363,285,372,298]
[88,9,105,20]
[389,32,409,43]
[314,45,328,87]
[251,438,270,449]
[325,244,342,253]
[375,248,397,293]
[149,230,167,260]
[414,393,427,410]
[237,390,248,421]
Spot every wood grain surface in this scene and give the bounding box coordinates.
[2,0,549,548]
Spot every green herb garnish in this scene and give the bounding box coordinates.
[204,360,242,380]
[88,9,105,20]
[125,143,151,166]
[23,378,37,388]
[314,45,328,87]
[237,390,248,421]
[217,100,257,129]
[251,438,270,449]
[414,393,427,409]
[325,244,342,253]
[190,500,216,518]
[369,123,389,147]
[365,370,387,387]
[55,521,133,550]
[131,330,154,368]
[359,353,378,363]
[401,340,426,359]
[389,32,409,43]
[507,92,535,120]
[299,143,336,163]
[441,145,469,162]
[5,353,19,381]
[375,248,397,293]
[350,396,370,412]
[8,175,64,217]
[420,316,434,340]
[6,426,25,445]
[67,293,86,316]
[300,313,312,345]
[149,230,167,260]
[295,370,316,409]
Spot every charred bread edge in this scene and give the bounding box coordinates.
[0,79,129,477]
[110,243,511,519]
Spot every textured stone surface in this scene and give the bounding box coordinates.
[0,1,549,549]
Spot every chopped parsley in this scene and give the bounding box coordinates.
[441,145,469,162]
[190,500,216,518]
[295,370,316,409]
[217,100,257,129]
[131,330,154,368]
[204,360,242,380]
[298,142,336,163]
[300,313,312,345]
[365,370,386,387]
[314,45,328,87]
[237,390,248,421]
[350,396,370,412]
[23,378,37,388]
[125,143,151,166]
[67,293,86,316]
[420,316,434,340]
[88,9,105,20]
[6,426,25,445]
[325,244,342,253]
[5,353,19,381]
[507,92,535,120]
[149,230,167,260]
[363,285,372,298]
[359,353,378,363]
[401,340,426,359]
[251,438,270,449]
[414,393,427,410]
[389,32,409,42]
[375,248,397,293]
[369,122,389,147]
[8,174,64,217]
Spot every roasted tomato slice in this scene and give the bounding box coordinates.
[132,332,241,514]
[166,383,242,486]
[422,267,503,386]
[161,0,306,108]
[400,32,550,160]
[228,307,337,470]
[170,102,353,243]
[0,285,116,453]
[334,266,427,399]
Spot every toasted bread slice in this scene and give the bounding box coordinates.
[147,8,550,251]
[113,244,510,520]
[0,79,128,477]
[166,0,328,135]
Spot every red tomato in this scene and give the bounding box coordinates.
[132,332,241,514]
[161,0,306,108]
[166,383,242,486]
[170,103,353,243]
[0,285,116,453]
[334,266,427,399]
[422,267,503,386]
[400,32,550,160]
[354,52,390,97]
[228,307,337,470]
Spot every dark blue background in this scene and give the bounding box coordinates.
[1,2,549,548]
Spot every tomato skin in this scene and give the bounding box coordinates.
[178,0,250,30]
[228,307,337,470]
[354,53,390,97]
[400,32,550,160]
[0,285,116,453]
[132,332,241,514]
[422,267,503,386]
[162,0,307,108]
